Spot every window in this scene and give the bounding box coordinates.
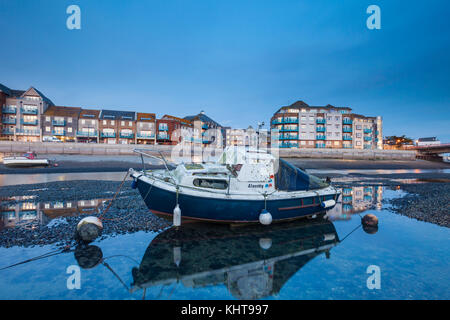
[309,141,314,145]
[68,117,72,123]
[301,141,306,145]
[129,121,132,126]
[334,141,339,145]
[111,120,115,125]
[193,179,228,190]
[46,116,50,122]
[46,127,50,132]
[91,120,95,125]
[103,120,107,125]
[335,116,340,121]
[121,121,125,126]
[68,127,72,133]
[81,119,85,125]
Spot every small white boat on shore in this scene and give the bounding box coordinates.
[2,152,50,167]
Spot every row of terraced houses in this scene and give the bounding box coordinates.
[1,83,383,149]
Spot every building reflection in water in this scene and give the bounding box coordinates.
[0,197,106,230]
[325,185,383,221]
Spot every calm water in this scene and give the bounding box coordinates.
[0,176,449,299]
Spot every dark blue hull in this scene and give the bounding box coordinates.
[137,179,340,223]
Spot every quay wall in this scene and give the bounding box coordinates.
[0,141,417,160]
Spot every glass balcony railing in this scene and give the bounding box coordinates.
[21,108,38,115]
[343,136,352,141]
[279,127,298,132]
[2,106,16,114]
[279,142,298,148]
[364,129,372,134]
[2,118,16,124]
[52,120,66,126]
[316,127,326,132]
[77,131,97,137]
[157,134,170,140]
[119,133,134,139]
[136,133,155,139]
[202,124,208,129]
[280,135,298,140]
[343,119,353,124]
[343,144,353,148]
[101,132,116,138]
[315,143,326,148]
[316,118,326,124]
[364,136,372,141]
[158,127,169,131]
[343,127,352,133]
[316,135,326,140]
[1,129,15,135]
[21,119,38,125]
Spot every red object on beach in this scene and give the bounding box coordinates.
[24,152,35,160]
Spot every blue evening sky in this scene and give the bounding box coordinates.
[1,0,449,141]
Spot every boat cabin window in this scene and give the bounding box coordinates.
[193,178,228,190]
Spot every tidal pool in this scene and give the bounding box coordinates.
[0,184,448,300]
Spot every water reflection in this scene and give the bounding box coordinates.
[0,197,106,230]
[129,220,339,299]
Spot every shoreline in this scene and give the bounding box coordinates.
[0,157,449,175]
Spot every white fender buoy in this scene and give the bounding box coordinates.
[259,209,272,225]
[321,199,336,209]
[259,238,272,250]
[76,216,103,243]
[173,246,181,267]
[173,204,181,227]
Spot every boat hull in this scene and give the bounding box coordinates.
[2,158,49,167]
[135,177,340,223]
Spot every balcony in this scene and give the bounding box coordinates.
[52,130,66,136]
[21,108,38,115]
[21,119,38,125]
[157,134,170,140]
[343,144,353,149]
[1,129,14,135]
[52,120,66,126]
[137,133,155,139]
[158,127,169,131]
[280,134,298,140]
[364,136,372,141]
[120,133,134,139]
[279,127,298,132]
[364,129,372,134]
[2,106,16,114]
[316,118,326,124]
[343,127,352,133]
[282,118,299,124]
[202,124,208,129]
[316,127,326,132]
[271,119,283,125]
[364,145,372,149]
[2,118,16,124]
[343,119,352,125]
[15,129,40,136]
[316,143,326,148]
[316,135,326,140]
[343,136,352,141]
[77,130,97,137]
[101,132,116,138]
[279,142,298,148]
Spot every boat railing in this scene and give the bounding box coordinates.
[133,148,176,182]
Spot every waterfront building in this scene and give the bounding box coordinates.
[99,110,136,144]
[77,109,100,143]
[416,137,441,146]
[42,106,81,142]
[271,100,383,149]
[136,113,156,145]
[225,126,258,147]
[156,115,193,145]
[0,84,54,142]
[184,111,224,147]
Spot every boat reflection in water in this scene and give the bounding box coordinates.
[130,219,339,299]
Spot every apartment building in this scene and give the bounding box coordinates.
[225,126,259,147]
[77,109,100,143]
[184,111,224,147]
[271,100,383,149]
[157,115,193,145]
[42,106,81,142]
[0,84,54,142]
[136,113,156,145]
[99,110,136,144]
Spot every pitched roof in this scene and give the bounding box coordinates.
[22,87,55,106]
[80,109,100,119]
[137,112,156,121]
[43,106,82,117]
[100,109,136,120]
[275,100,352,114]
[184,111,222,127]
[418,137,438,142]
[161,114,192,126]
[0,83,12,96]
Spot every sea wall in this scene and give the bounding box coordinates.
[0,141,417,160]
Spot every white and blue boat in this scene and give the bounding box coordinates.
[129,147,340,224]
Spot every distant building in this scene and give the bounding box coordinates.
[0,83,54,142]
[136,113,156,145]
[42,106,81,142]
[184,111,224,147]
[270,101,382,149]
[77,109,100,143]
[225,126,259,147]
[157,115,192,145]
[416,137,441,147]
[99,109,136,144]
